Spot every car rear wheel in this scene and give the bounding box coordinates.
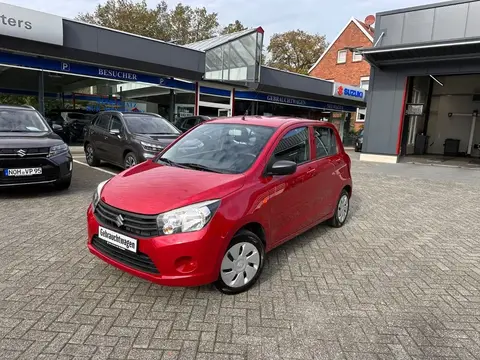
[124,152,138,169]
[327,189,350,228]
[85,144,101,167]
[214,229,265,295]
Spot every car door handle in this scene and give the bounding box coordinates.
[307,168,316,175]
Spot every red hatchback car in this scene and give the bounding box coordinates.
[87,116,352,294]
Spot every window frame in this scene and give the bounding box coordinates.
[109,114,125,133]
[94,113,111,130]
[312,125,338,160]
[356,107,367,123]
[360,76,369,90]
[337,50,347,64]
[352,51,363,62]
[263,125,314,175]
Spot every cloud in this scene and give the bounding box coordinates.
[3,0,441,43]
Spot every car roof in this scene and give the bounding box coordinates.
[206,115,325,128]
[0,104,36,111]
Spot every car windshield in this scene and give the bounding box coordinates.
[156,123,276,174]
[124,114,180,135]
[0,109,50,132]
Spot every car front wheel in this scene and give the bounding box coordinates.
[327,189,350,228]
[214,229,265,295]
[124,152,138,169]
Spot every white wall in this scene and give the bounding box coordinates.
[427,75,480,156]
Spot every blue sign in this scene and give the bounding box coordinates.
[235,91,358,113]
[0,52,195,91]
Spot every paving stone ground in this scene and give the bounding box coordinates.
[1,158,480,359]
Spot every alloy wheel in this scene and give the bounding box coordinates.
[220,242,260,288]
[337,194,349,223]
[86,146,94,163]
[125,155,137,168]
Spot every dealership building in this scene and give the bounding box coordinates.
[0,2,367,141]
[360,0,480,163]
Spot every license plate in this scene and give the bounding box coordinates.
[4,168,42,176]
[98,226,137,253]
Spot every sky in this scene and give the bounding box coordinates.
[3,0,440,43]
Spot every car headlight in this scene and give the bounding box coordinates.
[141,141,164,152]
[92,180,109,211]
[157,199,220,235]
[48,143,69,158]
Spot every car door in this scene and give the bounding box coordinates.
[262,125,317,246]
[311,125,341,220]
[90,113,111,159]
[103,114,126,165]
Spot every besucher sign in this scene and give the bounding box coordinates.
[332,82,366,102]
[0,3,63,46]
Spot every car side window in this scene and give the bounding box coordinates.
[95,114,110,130]
[314,126,337,159]
[110,116,123,132]
[182,117,197,130]
[271,126,310,164]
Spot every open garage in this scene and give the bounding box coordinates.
[358,0,480,166]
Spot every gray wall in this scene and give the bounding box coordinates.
[375,0,480,47]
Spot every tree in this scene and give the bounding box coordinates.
[266,30,328,74]
[76,0,221,45]
[168,4,219,44]
[77,0,171,41]
[221,20,247,35]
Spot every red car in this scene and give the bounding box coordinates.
[87,116,352,294]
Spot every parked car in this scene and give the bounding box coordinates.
[0,105,72,189]
[83,111,181,169]
[354,129,364,152]
[87,116,352,294]
[173,115,211,133]
[61,112,95,143]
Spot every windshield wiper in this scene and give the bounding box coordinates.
[157,157,183,167]
[176,162,223,173]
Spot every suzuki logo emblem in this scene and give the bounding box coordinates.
[115,214,124,227]
[17,149,26,157]
[337,86,344,96]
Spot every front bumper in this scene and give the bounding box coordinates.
[0,151,73,187]
[86,204,226,287]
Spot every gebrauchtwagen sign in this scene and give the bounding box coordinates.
[0,3,63,45]
[332,82,365,102]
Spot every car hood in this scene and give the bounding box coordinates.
[101,160,245,215]
[134,133,180,147]
[0,131,64,148]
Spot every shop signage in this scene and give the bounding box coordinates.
[235,91,358,113]
[0,3,63,45]
[405,104,424,116]
[332,82,365,101]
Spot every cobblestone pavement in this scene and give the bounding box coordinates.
[1,159,480,360]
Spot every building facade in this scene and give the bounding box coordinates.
[360,0,480,164]
[309,17,374,133]
[0,3,367,125]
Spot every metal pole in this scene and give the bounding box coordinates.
[169,88,175,122]
[38,70,45,116]
[468,115,477,155]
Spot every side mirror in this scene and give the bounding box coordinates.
[266,160,297,176]
[52,124,63,132]
[110,128,121,136]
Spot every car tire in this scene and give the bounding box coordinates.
[124,152,138,169]
[85,144,101,167]
[214,229,265,295]
[327,189,350,228]
[54,176,71,190]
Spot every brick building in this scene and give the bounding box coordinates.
[309,17,374,132]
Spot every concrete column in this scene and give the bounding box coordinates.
[38,70,45,116]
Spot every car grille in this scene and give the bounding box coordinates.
[94,201,159,237]
[0,147,50,158]
[91,235,159,274]
[0,158,59,185]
